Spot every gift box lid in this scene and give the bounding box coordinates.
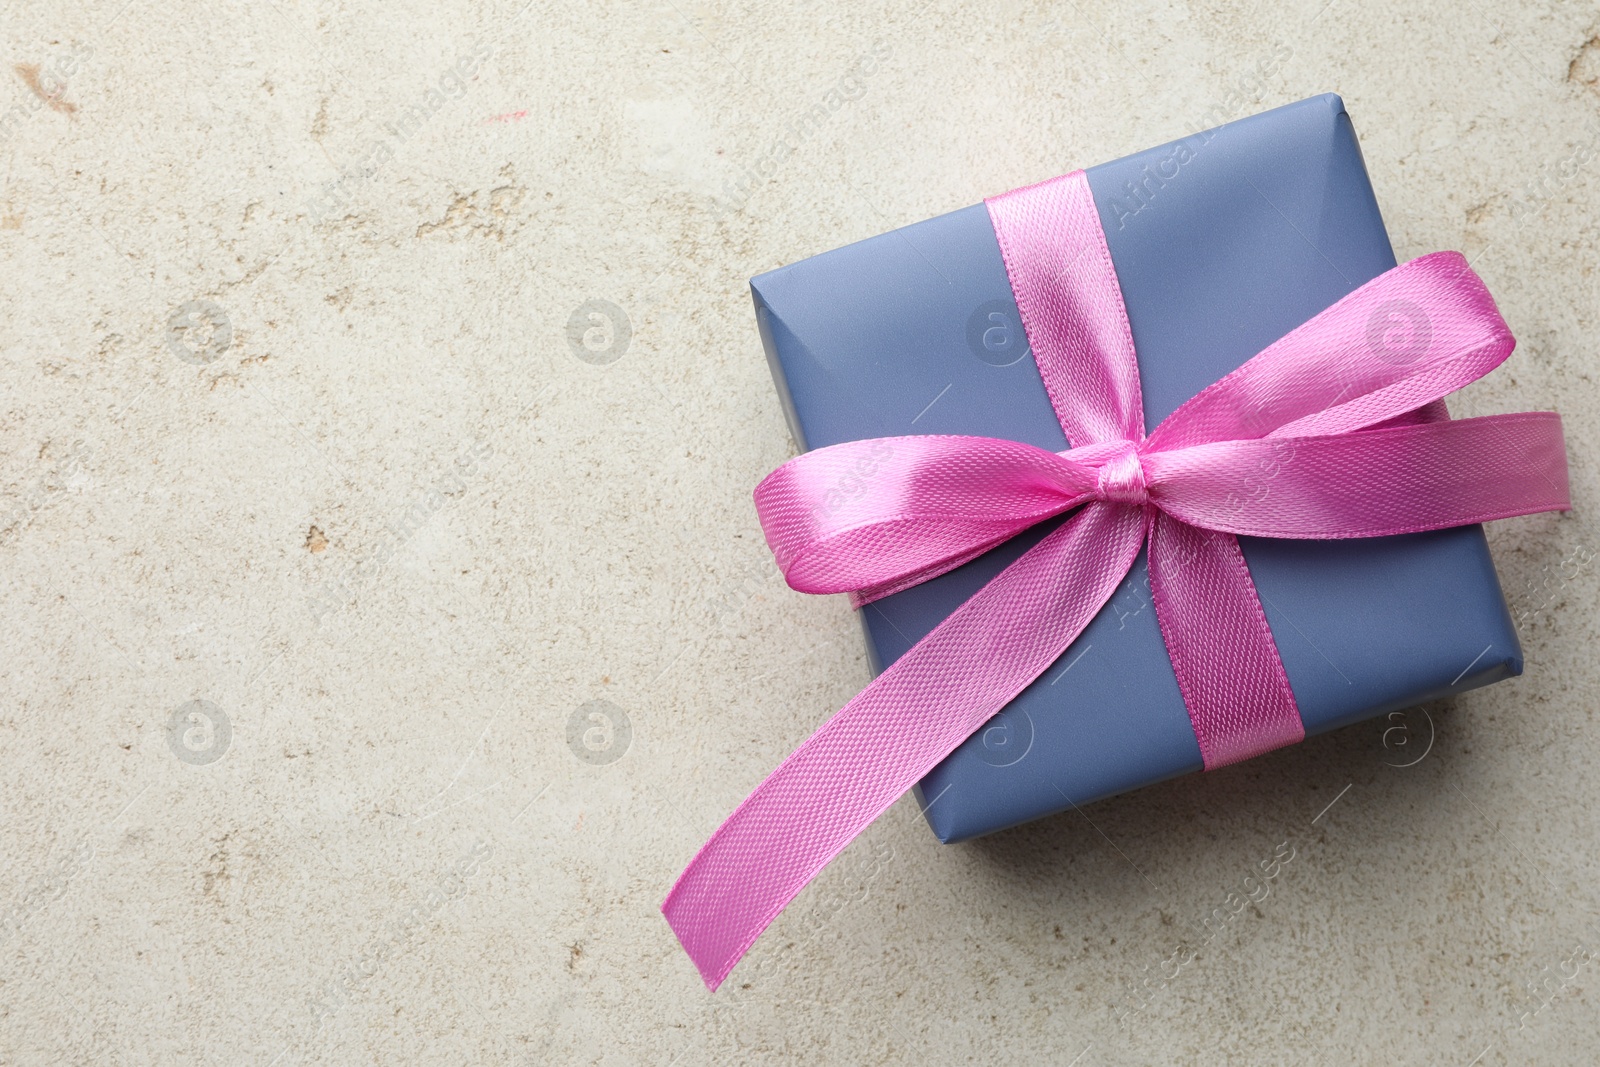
[749,93,1521,843]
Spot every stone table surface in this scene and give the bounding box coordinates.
[1,0,1597,1063]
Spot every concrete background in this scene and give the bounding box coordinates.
[0,0,1596,1063]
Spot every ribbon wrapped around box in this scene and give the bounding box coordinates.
[662,94,1572,989]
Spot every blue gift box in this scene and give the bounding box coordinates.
[750,94,1521,843]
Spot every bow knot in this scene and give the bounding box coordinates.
[1092,440,1148,507]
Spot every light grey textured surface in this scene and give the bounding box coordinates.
[1,1,1597,1064]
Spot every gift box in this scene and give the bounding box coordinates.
[749,93,1522,844]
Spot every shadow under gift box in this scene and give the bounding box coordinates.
[750,93,1521,844]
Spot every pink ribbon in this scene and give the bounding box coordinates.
[663,170,1571,990]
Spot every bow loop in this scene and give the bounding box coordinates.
[1147,252,1516,452]
[755,435,1098,598]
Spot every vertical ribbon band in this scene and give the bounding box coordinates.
[985,172,1305,768]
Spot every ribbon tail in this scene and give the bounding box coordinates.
[662,501,1148,990]
[1148,516,1303,769]
[1146,412,1571,539]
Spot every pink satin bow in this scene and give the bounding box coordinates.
[663,170,1571,990]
